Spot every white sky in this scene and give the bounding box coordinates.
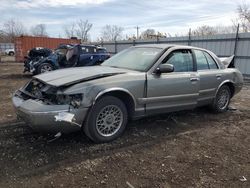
[0,0,248,40]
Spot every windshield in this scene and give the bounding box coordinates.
[102,47,163,71]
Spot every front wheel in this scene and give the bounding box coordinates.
[84,96,128,143]
[37,63,53,74]
[211,85,231,113]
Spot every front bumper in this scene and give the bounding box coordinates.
[24,60,36,73]
[12,93,89,134]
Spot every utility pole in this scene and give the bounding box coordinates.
[188,28,191,46]
[135,26,140,39]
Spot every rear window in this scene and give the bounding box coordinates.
[81,47,97,53]
[203,52,218,69]
[97,48,107,53]
[194,50,209,70]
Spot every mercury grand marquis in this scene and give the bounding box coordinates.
[12,44,243,143]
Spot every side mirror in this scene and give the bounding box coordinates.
[155,64,174,74]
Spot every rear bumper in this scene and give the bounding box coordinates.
[12,93,89,134]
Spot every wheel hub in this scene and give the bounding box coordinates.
[105,115,114,125]
[96,105,123,137]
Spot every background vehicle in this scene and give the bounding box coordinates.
[12,44,243,143]
[5,48,15,56]
[24,47,52,73]
[24,44,110,75]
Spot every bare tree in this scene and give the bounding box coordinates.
[63,22,76,38]
[191,24,237,36]
[125,34,136,41]
[75,19,92,42]
[30,24,48,37]
[191,25,218,36]
[140,29,156,39]
[3,18,26,42]
[236,2,250,32]
[63,19,92,42]
[100,25,124,41]
[214,25,237,34]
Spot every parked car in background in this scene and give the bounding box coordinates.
[5,48,15,56]
[24,44,110,75]
[12,44,243,143]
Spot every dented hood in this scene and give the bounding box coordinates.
[34,66,127,87]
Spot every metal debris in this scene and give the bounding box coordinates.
[126,181,135,188]
[47,132,62,143]
[239,176,247,182]
[228,106,237,111]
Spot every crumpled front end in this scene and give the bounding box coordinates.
[12,79,89,134]
[23,58,36,73]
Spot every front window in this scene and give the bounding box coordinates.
[102,47,163,72]
[162,50,194,72]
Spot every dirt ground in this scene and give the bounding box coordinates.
[0,63,249,188]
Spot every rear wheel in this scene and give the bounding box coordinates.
[84,96,128,143]
[37,63,53,74]
[9,52,14,56]
[211,85,231,113]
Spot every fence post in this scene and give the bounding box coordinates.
[133,39,135,46]
[188,28,191,46]
[233,24,240,55]
[114,40,117,54]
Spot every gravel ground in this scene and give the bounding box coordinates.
[0,63,249,188]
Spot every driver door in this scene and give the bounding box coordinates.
[146,49,199,115]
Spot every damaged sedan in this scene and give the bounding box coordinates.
[12,44,243,143]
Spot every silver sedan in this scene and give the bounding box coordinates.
[12,44,243,143]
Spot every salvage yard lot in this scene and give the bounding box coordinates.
[0,62,249,188]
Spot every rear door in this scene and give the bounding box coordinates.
[193,49,222,105]
[78,46,98,66]
[146,49,199,114]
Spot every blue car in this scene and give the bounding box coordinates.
[24,44,110,75]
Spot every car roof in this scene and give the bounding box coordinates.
[134,44,224,69]
[134,44,208,51]
[80,44,97,48]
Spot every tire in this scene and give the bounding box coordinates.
[37,63,53,74]
[9,52,14,56]
[211,85,231,113]
[84,96,128,143]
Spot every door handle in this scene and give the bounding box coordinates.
[190,77,199,82]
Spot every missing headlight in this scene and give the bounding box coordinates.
[70,94,83,108]
[56,94,83,108]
